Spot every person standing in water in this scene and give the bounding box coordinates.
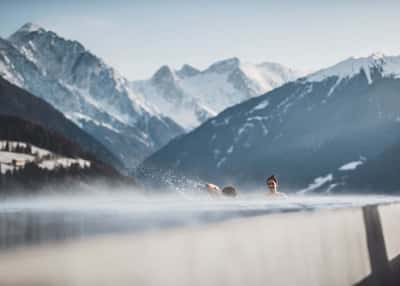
[266,175,287,198]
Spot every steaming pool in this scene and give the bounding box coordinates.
[0,192,399,250]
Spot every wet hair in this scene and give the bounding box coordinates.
[222,186,237,197]
[266,175,278,185]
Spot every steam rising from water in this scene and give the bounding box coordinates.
[0,186,399,250]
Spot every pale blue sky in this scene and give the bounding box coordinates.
[1,0,399,79]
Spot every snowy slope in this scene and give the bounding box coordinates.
[0,141,90,174]
[307,53,400,84]
[132,58,303,129]
[0,23,184,168]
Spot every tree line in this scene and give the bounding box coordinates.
[1,141,33,154]
[0,116,133,194]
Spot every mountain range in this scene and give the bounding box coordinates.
[2,23,399,193]
[131,58,302,129]
[139,53,400,192]
[0,23,302,169]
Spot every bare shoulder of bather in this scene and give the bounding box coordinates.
[276,192,288,198]
[205,183,221,196]
[266,191,288,199]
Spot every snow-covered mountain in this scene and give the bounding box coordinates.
[307,52,400,83]
[131,58,303,129]
[139,53,400,191]
[0,23,304,167]
[0,23,184,169]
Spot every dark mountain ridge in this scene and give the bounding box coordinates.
[0,76,123,170]
[0,115,131,194]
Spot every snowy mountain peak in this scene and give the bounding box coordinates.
[9,23,47,42]
[307,52,400,84]
[16,22,45,34]
[206,57,240,73]
[131,57,303,130]
[9,22,85,52]
[369,51,385,59]
[176,64,200,78]
[151,65,177,84]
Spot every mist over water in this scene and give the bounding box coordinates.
[0,185,399,250]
